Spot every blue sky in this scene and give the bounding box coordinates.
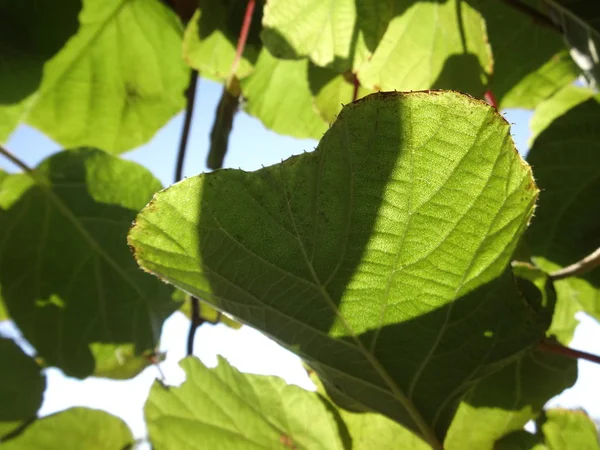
[1,78,598,441]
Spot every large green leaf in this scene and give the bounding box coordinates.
[22,0,189,153]
[526,94,600,326]
[182,1,263,81]
[0,0,81,104]
[0,407,133,449]
[129,91,542,446]
[0,149,178,379]
[240,49,328,139]
[146,356,345,449]
[358,0,491,95]
[444,350,576,450]
[469,0,579,109]
[261,0,392,71]
[0,339,45,441]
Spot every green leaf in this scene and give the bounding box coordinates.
[526,94,600,326]
[129,91,542,445]
[470,0,580,109]
[0,407,133,449]
[261,0,392,71]
[0,0,81,104]
[23,0,189,154]
[0,149,178,379]
[444,350,577,450]
[358,0,491,95]
[240,49,328,139]
[541,409,600,450]
[529,85,595,144]
[207,85,239,170]
[0,339,45,441]
[146,356,345,449]
[308,65,374,124]
[182,1,263,81]
[545,0,600,87]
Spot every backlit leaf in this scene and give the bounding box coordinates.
[146,356,344,449]
[129,91,541,445]
[0,407,133,449]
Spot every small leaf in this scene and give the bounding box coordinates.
[526,93,600,327]
[0,149,178,378]
[358,0,491,95]
[182,1,263,81]
[472,0,580,109]
[0,339,45,440]
[146,356,345,449]
[0,407,133,449]
[444,350,576,450]
[130,91,541,444]
[240,49,328,139]
[24,0,189,153]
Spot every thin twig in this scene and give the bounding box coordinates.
[174,69,199,183]
[226,0,256,90]
[538,339,600,365]
[0,145,34,174]
[352,73,360,102]
[484,90,498,109]
[501,0,562,33]
[186,297,205,356]
[549,246,600,280]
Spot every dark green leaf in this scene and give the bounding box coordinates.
[445,350,576,450]
[0,149,178,378]
[470,0,580,109]
[526,93,600,328]
[0,407,133,449]
[546,0,600,87]
[207,86,239,170]
[129,91,542,445]
[146,356,344,449]
[0,339,45,441]
[0,0,81,104]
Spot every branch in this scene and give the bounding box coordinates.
[0,145,35,175]
[501,0,562,33]
[538,339,600,365]
[484,90,498,109]
[352,73,360,102]
[226,0,256,90]
[549,246,600,280]
[174,69,199,183]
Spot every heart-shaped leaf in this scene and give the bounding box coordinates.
[0,149,178,378]
[129,91,541,446]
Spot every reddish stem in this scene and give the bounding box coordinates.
[228,0,256,87]
[538,339,600,365]
[484,89,498,109]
